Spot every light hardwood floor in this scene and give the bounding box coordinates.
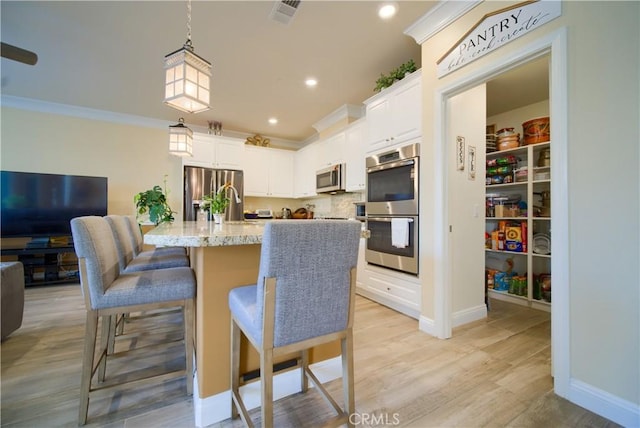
[1,284,618,428]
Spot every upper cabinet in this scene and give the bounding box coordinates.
[244,146,294,198]
[293,119,367,198]
[294,144,318,198]
[315,132,346,169]
[184,134,244,170]
[344,119,366,191]
[364,70,422,153]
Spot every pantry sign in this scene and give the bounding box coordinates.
[437,0,561,78]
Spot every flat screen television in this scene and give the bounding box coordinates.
[1,170,108,238]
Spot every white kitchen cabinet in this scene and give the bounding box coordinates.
[356,263,421,319]
[184,134,244,170]
[344,119,366,191]
[293,144,318,198]
[315,132,346,169]
[364,70,422,153]
[244,146,293,197]
[213,137,245,169]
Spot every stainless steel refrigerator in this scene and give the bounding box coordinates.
[183,166,244,222]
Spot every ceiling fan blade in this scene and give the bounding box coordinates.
[1,42,38,66]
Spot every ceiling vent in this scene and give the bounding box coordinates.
[269,0,301,25]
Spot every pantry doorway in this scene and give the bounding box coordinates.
[434,28,569,395]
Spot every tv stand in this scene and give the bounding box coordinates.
[0,236,78,286]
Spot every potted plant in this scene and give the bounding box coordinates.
[373,59,418,92]
[202,183,231,224]
[134,177,175,226]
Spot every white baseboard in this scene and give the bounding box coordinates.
[569,378,640,427]
[193,356,343,427]
[452,304,487,328]
[418,315,437,337]
[418,304,488,338]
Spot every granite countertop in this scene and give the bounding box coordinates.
[144,221,266,247]
[144,220,367,248]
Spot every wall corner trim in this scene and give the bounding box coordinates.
[404,0,482,45]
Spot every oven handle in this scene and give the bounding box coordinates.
[366,158,415,173]
[367,217,415,223]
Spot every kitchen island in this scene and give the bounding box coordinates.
[144,221,341,426]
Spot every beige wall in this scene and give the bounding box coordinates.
[418,0,638,410]
[1,108,184,219]
[486,100,549,136]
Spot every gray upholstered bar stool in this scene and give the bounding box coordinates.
[105,215,188,273]
[228,220,361,428]
[105,214,190,337]
[124,215,187,258]
[71,216,196,425]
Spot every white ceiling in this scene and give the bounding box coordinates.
[1,1,437,145]
[486,54,549,118]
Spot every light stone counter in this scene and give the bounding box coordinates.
[144,220,266,247]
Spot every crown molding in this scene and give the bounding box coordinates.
[0,95,303,150]
[404,0,482,45]
[0,95,170,129]
[312,104,364,134]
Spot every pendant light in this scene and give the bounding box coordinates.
[164,0,211,114]
[168,118,193,157]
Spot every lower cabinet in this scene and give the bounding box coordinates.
[356,255,421,319]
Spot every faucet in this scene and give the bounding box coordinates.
[216,183,242,204]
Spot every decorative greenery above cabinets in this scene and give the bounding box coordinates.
[374,59,418,93]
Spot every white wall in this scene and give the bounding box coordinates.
[446,84,487,322]
[415,0,639,422]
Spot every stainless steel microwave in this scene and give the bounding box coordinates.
[316,164,345,194]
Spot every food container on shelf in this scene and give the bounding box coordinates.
[486,134,497,152]
[496,128,516,138]
[534,168,550,181]
[533,233,551,255]
[498,139,520,151]
[538,273,552,302]
[522,116,550,145]
[514,167,528,182]
[537,147,551,167]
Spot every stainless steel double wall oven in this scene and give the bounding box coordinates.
[365,142,419,275]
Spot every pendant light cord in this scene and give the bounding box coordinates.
[184,0,193,50]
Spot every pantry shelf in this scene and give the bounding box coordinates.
[485,249,528,256]
[486,182,527,188]
[485,140,551,313]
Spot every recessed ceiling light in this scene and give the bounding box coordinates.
[378,2,397,19]
[305,78,318,87]
[268,118,278,125]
